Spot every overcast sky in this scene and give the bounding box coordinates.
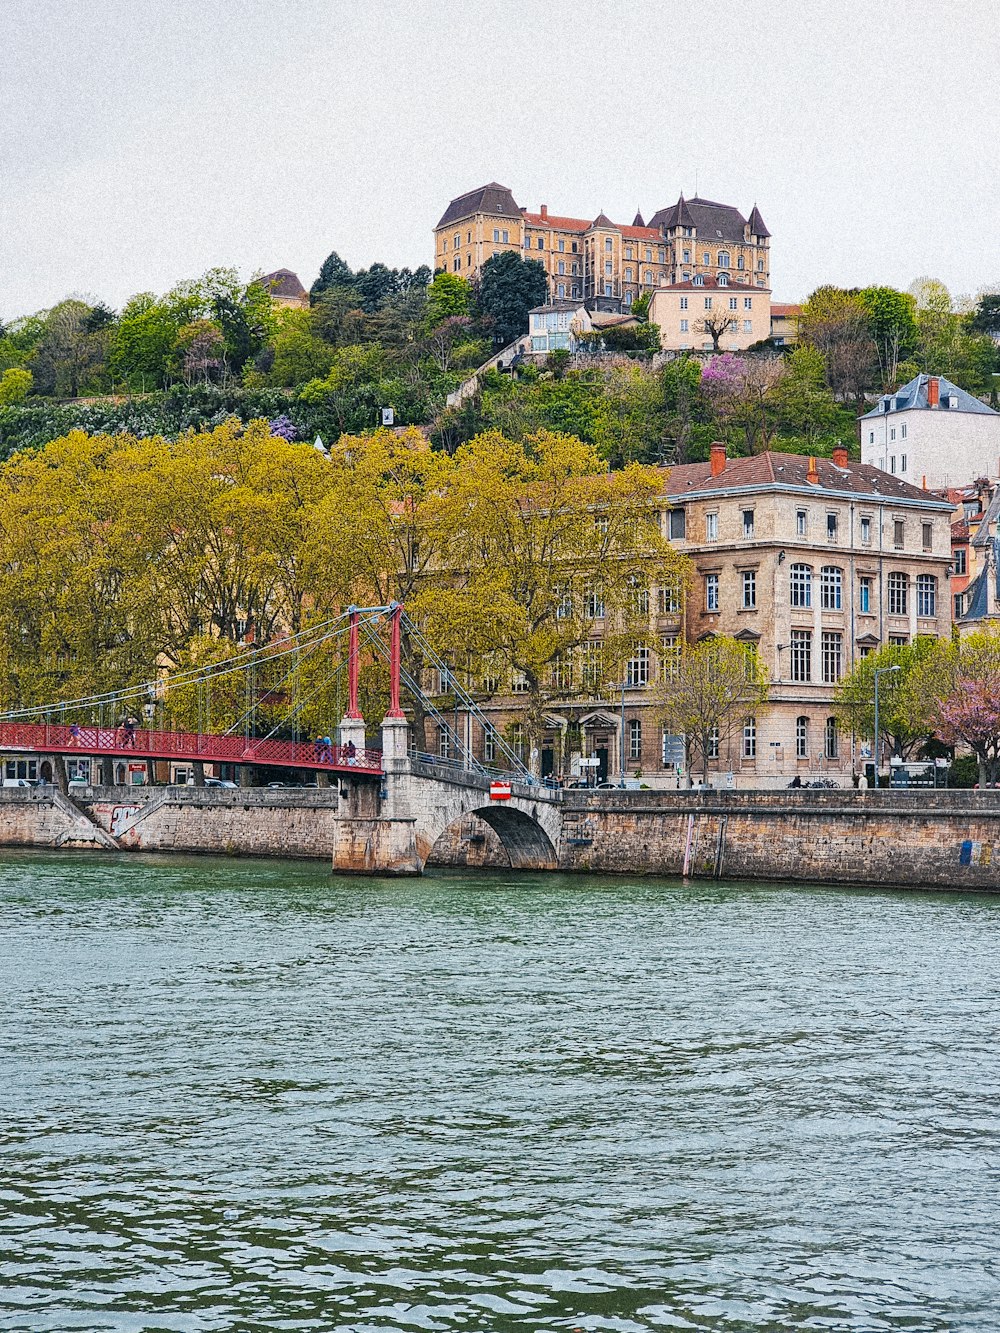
[2,0,998,319]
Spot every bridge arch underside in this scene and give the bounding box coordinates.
[427,805,558,871]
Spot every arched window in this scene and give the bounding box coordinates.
[796,715,808,759]
[790,563,812,608]
[820,566,843,610]
[825,717,839,759]
[887,572,908,616]
[692,274,704,286]
[737,255,745,270]
[718,274,728,286]
[718,251,730,268]
[916,574,936,617]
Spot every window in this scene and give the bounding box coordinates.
[887,572,908,616]
[558,238,565,252]
[827,513,838,542]
[626,645,650,688]
[757,259,764,272]
[901,423,907,439]
[790,563,812,608]
[605,260,613,276]
[859,576,873,614]
[922,522,933,552]
[821,631,843,684]
[503,229,509,243]
[916,574,936,618]
[628,719,642,761]
[796,509,807,536]
[680,296,688,310]
[625,246,633,260]
[742,717,757,760]
[743,320,752,333]
[605,238,613,252]
[510,723,525,760]
[682,249,691,263]
[438,725,452,760]
[718,251,730,268]
[537,238,544,249]
[790,629,812,682]
[550,654,573,691]
[453,257,460,271]
[512,670,529,694]
[901,454,907,473]
[893,519,904,549]
[890,456,896,474]
[741,569,756,609]
[557,284,565,298]
[824,717,839,759]
[624,267,633,281]
[604,283,612,297]
[707,726,720,760]
[744,297,753,310]
[719,274,729,287]
[705,573,719,612]
[820,565,843,610]
[868,431,875,444]
[704,296,713,310]
[680,319,689,332]
[629,576,650,617]
[729,296,738,311]
[571,285,580,298]
[706,512,718,541]
[703,252,710,266]
[693,275,704,286]
[483,727,496,763]
[796,715,808,760]
[572,241,578,253]
[955,592,965,619]
[453,233,460,249]
[644,271,653,284]
[860,515,872,545]
[554,583,573,619]
[888,634,908,647]
[669,508,686,540]
[742,509,755,538]
[658,578,681,614]
[557,260,565,275]
[954,547,967,575]
[737,255,745,270]
[890,427,896,442]
[581,642,602,688]
[660,635,681,682]
[584,582,605,619]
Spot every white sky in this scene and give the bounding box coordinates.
[1,0,998,319]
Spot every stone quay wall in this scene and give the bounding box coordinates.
[5,785,1000,890]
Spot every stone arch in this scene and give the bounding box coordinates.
[427,804,558,871]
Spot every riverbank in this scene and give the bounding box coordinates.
[2,785,1000,890]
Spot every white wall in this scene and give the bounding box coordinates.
[861,407,1000,488]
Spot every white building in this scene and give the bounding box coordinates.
[860,373,1000,489]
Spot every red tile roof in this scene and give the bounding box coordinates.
[521,212,590,232]
[660,451,952,506]
[771,303,801,318]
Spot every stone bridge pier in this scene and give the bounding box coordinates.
[332,715,562,875]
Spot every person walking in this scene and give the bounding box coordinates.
[122,717,136,748]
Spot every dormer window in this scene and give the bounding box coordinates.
[718,274,728,286]
[692,275,704,286]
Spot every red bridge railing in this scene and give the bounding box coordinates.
[0,722,383,776]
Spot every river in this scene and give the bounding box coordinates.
[1,851,998,1331]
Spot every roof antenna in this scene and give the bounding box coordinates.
[695,167,699,196]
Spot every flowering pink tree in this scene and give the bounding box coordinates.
[700,354,785,454]
[934,629,1000,785]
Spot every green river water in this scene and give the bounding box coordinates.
[1,851,998,1331]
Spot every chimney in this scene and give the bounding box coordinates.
[710,441,726,477]
[832,445,849,469]
[540,204,548,220]
[807,455,819,484]
[928,376,940,407]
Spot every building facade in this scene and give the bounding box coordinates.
[434,183,772,313]
[453,446,952,788]
[860,373,1000,490]
[649,277,770,352]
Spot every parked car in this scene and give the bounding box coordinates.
[204,778,238,788]
[2,777,34,788]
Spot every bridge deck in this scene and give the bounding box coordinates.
[0,723,383,776]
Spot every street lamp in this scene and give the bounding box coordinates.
[606,680,627,787]
[873,664,901,784]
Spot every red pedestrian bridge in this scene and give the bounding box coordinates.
[0,722,383,777]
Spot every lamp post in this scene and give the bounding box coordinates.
[606,680,628,787]
[873,664,901,784]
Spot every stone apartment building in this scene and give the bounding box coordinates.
[454,445,952,788]
[433,183,772,326]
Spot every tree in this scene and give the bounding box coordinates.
[425,271,473,328]
[929,628,1000,786]
[799,286,875,403]
[858,286,917,388]
[427,430,686,775]
[0,368,32,406]
[968,292,1000,339]
[698,310,737,353]
[476,251,548,346]
[770,344,842,449]
[267,309,336,386]
[834,638,941,763]
[310,251,356,301]
[701,353,785,455]
[658,636,770,782]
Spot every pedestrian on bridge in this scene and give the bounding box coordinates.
[122,717,136,748]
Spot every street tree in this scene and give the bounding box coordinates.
[928,628,1000,786]
[658,636,770,783]
[834,638,941,762]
